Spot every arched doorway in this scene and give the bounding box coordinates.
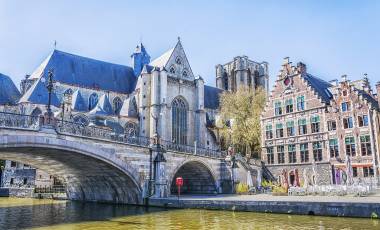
[171,161,217,195]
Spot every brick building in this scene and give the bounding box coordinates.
[261,58,380,186]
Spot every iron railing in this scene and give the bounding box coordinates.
[0,111,224,158]
[0,111,40,130]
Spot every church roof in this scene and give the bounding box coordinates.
[204,85,223,110]
[303,74,333,103]
[71,90,86,111]
[0,73,21,105]
[18,76,61,106]
[149,48,175,68]
[89,94,113,116]
[29,50,136,94]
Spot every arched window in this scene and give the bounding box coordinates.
[73,114,89,126]
[171,97,188,145]
[113,97,122,114]
[30,107,42,124]
[125,122,138,137]
[88,93,98,110]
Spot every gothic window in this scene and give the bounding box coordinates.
[73,114,89,126]
[125,122,138,137]
[171,97,188,145]
[223,72,229,90]
[113,97,123,114]
[175,56,182,65]
[169,66,176,74]
[88,93,98,110]
[30,107,42,124]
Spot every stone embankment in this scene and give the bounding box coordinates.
[148,194,380,218]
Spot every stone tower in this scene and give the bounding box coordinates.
[215,56,269,93]
[131,43,151,77]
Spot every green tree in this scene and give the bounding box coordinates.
[217,86,266,158]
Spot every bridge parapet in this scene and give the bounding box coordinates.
[0,111,224,159]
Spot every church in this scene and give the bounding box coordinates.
[1,38,269,152]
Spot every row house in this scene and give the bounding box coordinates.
[261,58,380,186]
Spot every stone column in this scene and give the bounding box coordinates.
[151,141,167,198]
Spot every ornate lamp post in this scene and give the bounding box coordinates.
[41,69,55,125]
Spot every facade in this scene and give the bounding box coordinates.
[261,58,380,186]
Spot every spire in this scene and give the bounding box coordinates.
[131,42,151,77]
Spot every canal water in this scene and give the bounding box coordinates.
[0,198,378,229]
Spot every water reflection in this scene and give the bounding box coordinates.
[0,198,378,230]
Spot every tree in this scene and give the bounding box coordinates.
[217,86,266,158]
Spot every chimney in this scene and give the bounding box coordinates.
[297,62,307,74]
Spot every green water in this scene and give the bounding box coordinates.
[0,198,378,229]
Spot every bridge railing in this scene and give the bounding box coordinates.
[160,139,224,158]
[0,111,40,130]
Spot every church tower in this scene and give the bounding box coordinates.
[131,43,151,77]
[215,56,269,94]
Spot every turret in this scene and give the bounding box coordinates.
[215,64,224,89]
[131,43,151,77]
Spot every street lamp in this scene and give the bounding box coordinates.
[41,69,57,125]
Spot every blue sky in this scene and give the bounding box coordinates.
[1,0,379,89]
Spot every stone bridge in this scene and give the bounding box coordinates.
[0,112,233,204]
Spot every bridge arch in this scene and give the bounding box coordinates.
[169,159,217,195]
[0,134,142,204]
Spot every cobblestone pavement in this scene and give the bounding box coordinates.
[166,193,380,203]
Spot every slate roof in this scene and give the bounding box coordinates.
[0,73,21,105]
[303,74,333,103]
[89,94,113,116]
[29,50,137,94]
[19,77,61,106]
[71,90,86,111]
[150,48,174,68]
[204,85,223,109]
[356,89,380,111]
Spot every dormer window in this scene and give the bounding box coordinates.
[175,57,182,65]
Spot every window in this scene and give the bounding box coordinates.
[125,122,138,137]
[274,101,282,115]
[297,95,305,111]
[10,178,14,185]
[345,136,356,156]
[182,70,188,78]
[88,93,98,110]
[358,115,368,127]
[10,161,16,167]
[300,143,309,163]
[277,146,285,164]
[360,135,372,156]
[298,118,307,135]
[341,102,351,112]
[169,66,176,74]
[353,167,358,177]
[265,124,273,139]
[285,99,293,113]
[172,97,188,145]
[329,139,339,158]
[363,166,374,177]
[64,88,73,95]
[23,178,27,185]
[342,90,347,96]
[310,116,320,133]
[175,56,182,65]
[267,147,274,165]
[113,97,123,114]
[288,144,297,163]
[327,120,337,131]
[286,121,295,136]
[276,123,284,138]
[313,142,323,162]
[343,117,353,129]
